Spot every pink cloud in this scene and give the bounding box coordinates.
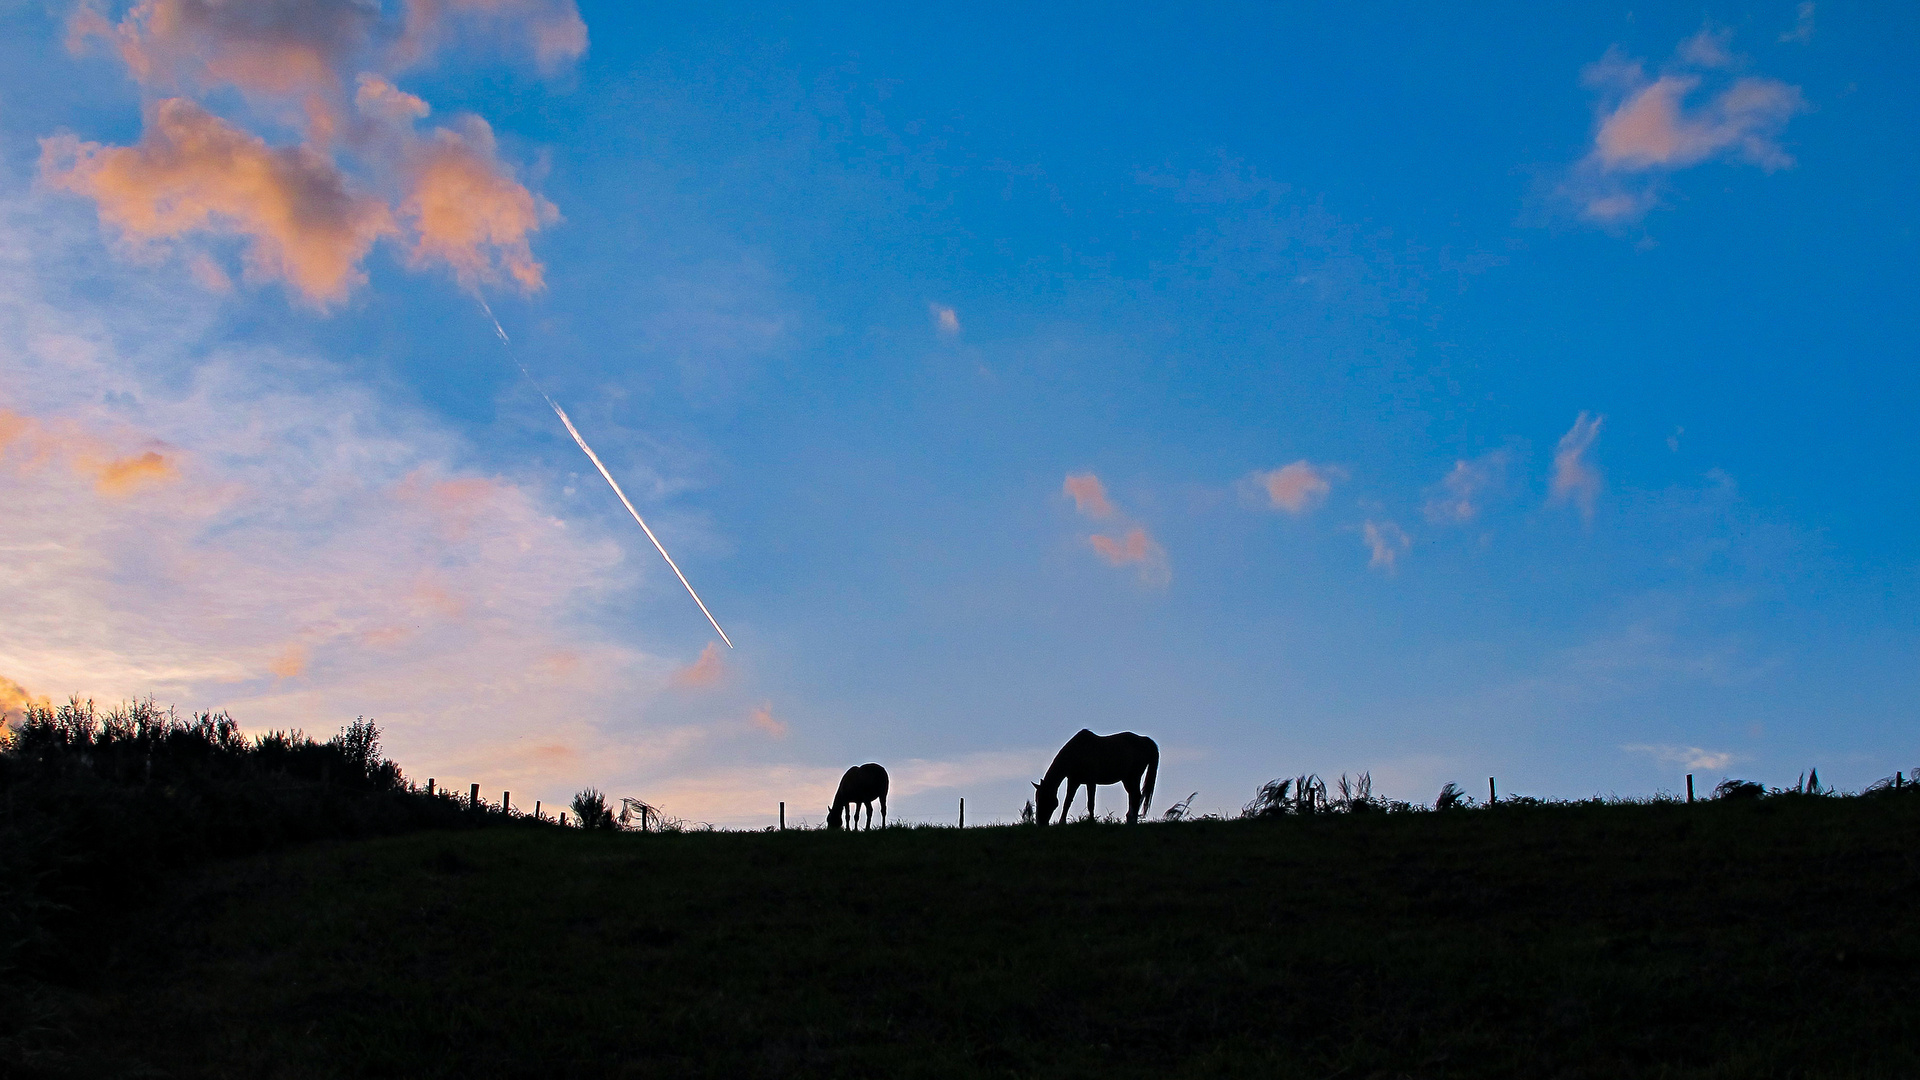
[1593,75,1805,173]
[1551,412,1605,521]
[1088,526,1171,588]
[51,0,578,305]
[41,100,396,306]
[671,642,725,689]
[749,702,788,738]
[399,117,558,292]
[1250,460,1333,514]
[1063,473,1115,519]
[1565,32,1807,225]
[0,408,182,498]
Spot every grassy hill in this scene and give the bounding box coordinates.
[21,790,1920,1078]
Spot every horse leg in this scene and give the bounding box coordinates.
[1086,782,1096,822]
[1062,781,1079,824]
[1124,775,1142,824]
[880,793,887,829]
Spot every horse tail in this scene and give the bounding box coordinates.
[1141,739,1159,815]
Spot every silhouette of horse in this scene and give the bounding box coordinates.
[1032,729,1158,824]
[827,763,889,831]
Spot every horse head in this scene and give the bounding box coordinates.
[1032,780,1057,825]
[826,804,843,830]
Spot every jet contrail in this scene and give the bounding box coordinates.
[478,297,733,648]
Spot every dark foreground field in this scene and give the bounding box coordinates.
[25,794,1920,1078]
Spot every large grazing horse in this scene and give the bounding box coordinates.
[827,763,889,831]
[1032,729,1159,824]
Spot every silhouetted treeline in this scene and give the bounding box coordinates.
[0,698,532,982]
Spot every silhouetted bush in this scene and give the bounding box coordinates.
[1715,779,1766,801]
[0,697,534,983]
[1435,782,1472,811]
[571,788,614,830]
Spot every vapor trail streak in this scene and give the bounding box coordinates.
[544,397,733,649]
[479,297,733,648]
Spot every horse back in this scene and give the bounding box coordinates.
[835,762,889,805]
[1057,730,1156,784]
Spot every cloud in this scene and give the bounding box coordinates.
[1062,472,1115,519]
[396,0,589,72]
[1362,520,1409,573]
[0,676,50,726]
[40,99,396,306]
[1562,32,1808,224]
[51,0,579,303]
[1592,75,1805,172]
[399,116,558,292]
[929,302,960,336]
[1780,3,1815,44]
[749,702,788,738]
[1424,451,1507,524]
[1623,743,1737,772]
[0,198,719,821]
[354,74,431,124]
[1088,526,1171,588]
[268,643,308,679]
[73,0,587,99]
[670,642,725,689]
[71,0,379,102]
[1550,412,1604,520]
[95,450,177,494]
[1246,460,1333,514]
[0,407,182,497]
[1676,25,1736,70]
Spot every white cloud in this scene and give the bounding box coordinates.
[1424,450,1508,524]
[929,302,960,336]
[1623,743,1737,772]
[1362,519,1409,573]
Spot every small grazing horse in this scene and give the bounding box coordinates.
[827,762,889,831]
[1032,729,1159,824]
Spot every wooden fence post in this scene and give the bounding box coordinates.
[1488,777,1496,805]
[1686,775,1694,803]
[503,792,511,814]
[960,798,965,828]
[469,783,479,810]
[427,778,435,796]
[779,802,785,831]
[535,800,541,820]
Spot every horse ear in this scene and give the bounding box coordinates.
[1031,782,1042,792]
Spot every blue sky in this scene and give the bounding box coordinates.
[0,1,1913,823]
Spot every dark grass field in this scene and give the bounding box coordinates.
[28,794,1920,1078]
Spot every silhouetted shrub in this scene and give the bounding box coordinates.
[571,788,614,830]
[1435,782,1471,811]
[1162,792,1200,821]
[1245,774,1350,817]
[1714,779,1766,800]
[0,697,533,983]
